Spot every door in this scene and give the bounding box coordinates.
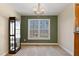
[74,33,79,56]
[74,4,79,56]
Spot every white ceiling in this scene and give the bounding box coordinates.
[8,3,70,16]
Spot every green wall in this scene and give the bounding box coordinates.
[21,16,58,43]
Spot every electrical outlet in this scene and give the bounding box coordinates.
[24,39,26,41]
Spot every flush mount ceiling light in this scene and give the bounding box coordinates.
[33,3,46,15]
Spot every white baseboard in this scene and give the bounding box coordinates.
[21,43,58,46]
[59,44,73,56]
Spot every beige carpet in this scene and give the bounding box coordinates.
[7,46,71,56]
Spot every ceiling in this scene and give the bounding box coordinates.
[8,3,71,16]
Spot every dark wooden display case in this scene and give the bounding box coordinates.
[9,17,21,54]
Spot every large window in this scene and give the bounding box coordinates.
[28,19,50,40]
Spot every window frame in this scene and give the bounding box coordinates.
[28,19,50,40]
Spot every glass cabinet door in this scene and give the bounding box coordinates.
[9,17,21,54]
[10,20,15,51]
[10,36,15,51]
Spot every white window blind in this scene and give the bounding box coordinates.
[28,19,50,40]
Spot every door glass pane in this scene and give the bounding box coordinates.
[10,36,15,51]
[10,21,14,35]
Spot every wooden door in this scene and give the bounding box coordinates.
[74,33,79,56]
[74,4,79,56]
[75,4,79,28]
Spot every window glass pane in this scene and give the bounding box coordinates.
[40,20,49,38]
[40,20,48,29]
[40,30,48,37]
[30,30,38,38]
[30,20,38,38]
[30,20,38,29]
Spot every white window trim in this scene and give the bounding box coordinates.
[28,19,50,40]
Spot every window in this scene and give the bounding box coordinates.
[16,21,20,39]
[28,19,50,40]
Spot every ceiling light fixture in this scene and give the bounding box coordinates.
[33,3,46,15]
